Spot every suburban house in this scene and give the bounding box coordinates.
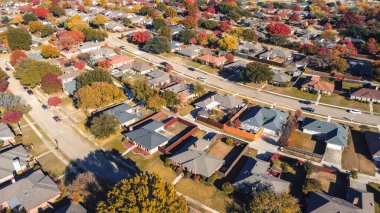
[270,73,291,86]
[302,118,348,151]
[301,76,334,95]
[222,61,247,73]
[258,49,293,62]
[59,71,80,95]
[124,120,169,155]
[350,88,380,103]
[0,169,61,213]
[108,55,134,69]
[89,47,117,61]
[239,106,289,135]
[78,42,101,53]
[233,158,290,193]
[237,42,263,53]
[0,123,15,146]
[176,45,203,59]
[197,55,227,67]
[194,93,244,111]
[132,61,154,74]
[0,145,30,184]
[104,21,125,32]
[146,71,171,88]
[163,83,195,102]
[101,103,138,127]
[170,139,224,178]
[364,131,380,163]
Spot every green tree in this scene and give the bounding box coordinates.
[242,29,258,42]
[97,173,188,213]
[77,82,126,109]
[49,5,65,17]
[177,29,196,44]
[147,95,166,111]
[269,34,289,46]
[240,62,274,83]
[77,68,112,89]
[250,189,300,213]
[6,27,32,50]
[222,182,234,194]
[131,78,154,102]
[90,113,119,139]
[144,36,171,54]
[159,26,172,40]
[22,13,37,24]
[40,25,56,37]
[81,28,108,41]
[121,17,131,26]
[350,170,359,179]
[302,178,322,195]
[304,161,314,176]
[161,90,180,107]
[193,83,206,97]
[331,58,349,73]
[91,15,108,27]
[15,59,62,87]
[152,18,167,30]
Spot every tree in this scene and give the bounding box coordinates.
[226,53,234,63]
[165,63,173,73]
[193,83,206,97]
[219,21,231,32]
[147,95,166,111]
[40,24,56,37]
[97,60,111,69]
[177,29,196,44]
[222,182,234,194]
[161,90,180,107]
[321,30,337,41]
[340,12,365,27]
[2,111,22,124]
[302,178,322,194]
[350,170,359,179]
[289,13,300,21]
[49,5,65,17]
[0,94,31,114]
[76,68,112,89]
[77,82,126,109]
[0,79,9,93]
[121,17,131,26]
[90,113,119,139]
[81,28,108,41]
[152,18,167,30]
[242,29,258,42]
[66,14,88,31]
[332,58,349,73]
[182,16,198,29]
[144,36,171,54]
[28,20,44,33]
[97,173,188,213]
[240,62,274,83]
[130,78,154,102]
[269,34,288,46]
[22,13,37,24]
[218,35,238,51]
[324,23,332,30]
[250,189,300,213]
[165,7,176,18]
[6,27,32,50]
[91,15,108,27]
[158,26,172,40]
[69,172,103,206]
[41,45,60,58]
[131,31,152,44]
[74,61,86,70]
[189,38,197,45]
[41,72,62,94]
[15,59,62,87]
[304,161,314,176]
[269,23,291,36]
[10,50,27,67]
[47,96,62,107]
[34,7,49,19]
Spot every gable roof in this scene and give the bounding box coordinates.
[346,187,375,213]
[271,73,290,83]
[240,106,288,132]
[108,55,134,65]
[197,55,226,65]
[164,83,191,94]
[302,118,347,147]
[102,103,136,125]
[194,93,243,109]
[302,77,334,93]
[0,170,60,212]
[146,70,171,85]
[0,145,29,180]
[306,192,361,213]
[132,61,153,72]
[63,80,77,95]
[364,131,380,158]
[0,123,15,139]
[177,45,202,57]
[351,88,380,100]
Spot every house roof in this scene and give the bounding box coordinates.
[233,158,290,193]
[108,55,134,65]
[170,149,224,178]
[102,103,136,125]
[194,93,243,110]
[55,201,87,213]
[197,55,226,65]
[164,83,191,94]
[146,70,171,85]
[0,145,29,180]
[177,45,202,58]
[132,61,153,72]
[302,77,334,93]
[59,71,80,81]
[346,187,375,213]
[0,123,15,139]
[63,80,77,95]
[222,61,247,72]
[302,118,347,147]
[351,88,380,100]
[124,120,168,150]
[364,131,380,158]
[0,169,60,212]
[306,192,361,213]
[78,42,100,51]
[240,106,288,133]
[271,73,290,83]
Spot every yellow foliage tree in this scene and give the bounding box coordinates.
[41,45,60,58]
[10,16,23,25]
[91,15,108,27]
[28,21,44,33]
[218,35,238,51]
[77,82,126,109]
[66,14,88,31]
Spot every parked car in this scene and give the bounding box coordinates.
[188,67,196,71]
[5,67,10,71]
[299,100,311,105]
[197,76,207,82]
[119,45,126,49]
[348,109,361,114]
[301,107,315,112]
[42,104,48,110]
[53,116,61,122]
[27,90,33,95]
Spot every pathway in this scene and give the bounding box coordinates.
[122,144,137,156]
[172,173,184,185]
[177,192,219,213]
[315,93,322,105]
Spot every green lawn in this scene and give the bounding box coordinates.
[175,178,232,213]
[124,152,177,183]
[199,65,219,74]
[265,86,318,101]
[102,133,126,154]
[178,105,195,116]
[342,82,361,91]
[320,95,369,111]
[185,60,203,68]
[368,182,380,213]
[38,152,67,178]
[18,123,49,157]
[166,122,187,135]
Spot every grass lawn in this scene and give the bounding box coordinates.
[166,122,187,135]
[368,182,380,213]
[320,94,369,111]
[175,178,232,213]
[178,105,195,116]
[199,65,219,74]
[124,152,177,183]
[193,129,207,139]
[342,82,361,91]
[185,60,203,68]
[341,129,375,176]
[38,152,67,178]
[287,130,315,152]
[102,133,126,154]
[161,52,178,58]
[207,140,233,159]
[372,103,380,113]
[19,124,49,157]
[309,171,337,193]
[265,86,318,101]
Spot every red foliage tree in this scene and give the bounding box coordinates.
[187,8,199,17]
[207,7,216,13]
[219,21,231,32]
[34,7,49,19]
[10,50,27,67]
[2,111,22,124]
[48,97,62,107]
[78,4,85,11]
[226,53,234,63]
[131,31,152,44]
[165,63,173,73]
[367,43,377,54]
[269,22,291,36]
[294,5,303,11]
[289,13,300,21]
[339,12,365,27]
[41,72,62,94]
[98,60,111,69]
[213,30,221,36]
[182,16,198,29]
[32,0,41,5]
[57,30,85,50]
[324,23,332,30]
[189,38,197,45]
[0,79,9,93]
[74,60,86,69]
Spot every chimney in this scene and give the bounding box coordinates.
[352,197,359,205]
[129,126,133,132]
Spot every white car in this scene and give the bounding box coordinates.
[348,109,362,114]
[198,76,207,82]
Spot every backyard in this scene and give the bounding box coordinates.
[207,140,233,159]
[309,170,347,197]
[166,122,188,135]
[178,105,195,116]
[287,130,316,153]
[368,182,380,213]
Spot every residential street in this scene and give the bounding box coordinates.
[107,34,380,127]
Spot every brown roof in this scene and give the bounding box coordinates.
[197,55,226,65]
[302,78,334,93]
[108,55,134,65]
[351,88,380,100]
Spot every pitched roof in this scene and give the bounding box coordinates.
[132,61,153,72]
[351,88,380,100]
[364,131,380,158]
[102,103,137,125]
[271,73,290,83]
[197,55,226,65]
[146,70,171,85]
[63,80,77,95]
[0,170,60,212]
[302,77,334,93]
[346,187,375,213]
[302,118,347,147]
[240,106,288,133]
[194,93,243,109]
[170,149,224,178]
[0,145,29,180]
[164,83,191,94]
[78,41,100,51]
[177,45,202,57]
[0,123,15,139]
[108,55,134,65]
[233,158,290,193]
[306,192,361,213]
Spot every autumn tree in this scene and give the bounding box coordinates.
[177,29,196,44]
[144,36,171,54]
[219,21,231,32]
[76,68,112,89]
[182,16,198,29]
[74,61,86,70]
[97,59,111,69]
[47,96,62,106]
[77,82,126,109]
[240,62,274,83]
[28,20,44,33]
[321,30,337,41]
[22,13,37,24]
[161,90,180,107]
[193,83,206,97]
[131,31,152,44]
[81,28,108,41]
[90,113,119,139]
[164,7,176,18]
[0,94,31,114]
[15,59,62,87]
[131,77,154,102]
[324,23,332,30]
[158,26,172,40]
[0,79,9,93]
[97,173,188,213]
[91,15,108,27]
[6,27,32,50]
[289,13,300,21]
[41,45,60,58]
[49,5,65,17]
[269,34,289,46]
[152,18,167,30]
[250,189,299,213]
[331,58,349,73]
[147,95,166,111]
[165,63,173,73]
[10,50,27,67]
[69,172,104,207]
[41,72,62,94]
[2,111,22,124]
[34,7,49,19]
[242,29,258,42]
[218,35,238,51]
[269,22,291,36]
[226,53,234,63]
[339,11,365,27]
[66,14,88,31]
[302,178,322,195]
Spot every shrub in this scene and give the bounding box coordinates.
[164,157,172,167]
[222,182,234,194]
[304,161,314,176]
[193,174,200,184]
[206,173,220,185]
[175,167,183,174]
[350,170,359,179]
[302,178,322,194]
[185,171,192,178]
[225,138,234,146]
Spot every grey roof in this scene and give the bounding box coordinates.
[302,118,348,147]
[177,45,202,58]
[27,53,44,61]
[271,73,290,83]
[234,158,290,194]
[346,187,375,213]
[222,61,247,72]
[164,83,191,94]
[241,106,288,133]
[78,41,100,51]
[306,192,361,213]
[0,123,15,139]
[364,131,380,158]
[63,80,77,95]
[102,103,136,125]
[194,93,243,109]
[146,70,171,85]
[0,169,60,212]
[170,149,224,178]
[55,201,87,213]
[132,61,153,72]
[124,120,168,150]
[0,145,29,180]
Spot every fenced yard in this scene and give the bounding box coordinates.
[287,130,315,153]
[207,140,233,159]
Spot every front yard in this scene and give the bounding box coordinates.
[320,94,370,111]
[37,152,67,179]
[265,86,318,101]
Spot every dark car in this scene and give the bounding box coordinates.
[188,67,196,71]
[299,100,311,105]
[27,90,33,95]
[5,67,10,71]
[42,104,48,110]
[53,116,61,122]
[301,107,315,112]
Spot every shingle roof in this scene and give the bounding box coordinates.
[132,61,153,72]
[124,120,168,150]
[302,77,334,93]
[63,80,77,95]
[364,131,380,158]
[197,55,226,65]
[240,107,288,133]
[302,118,347,147]
[271,73,290,83]
[0,170,60,212]
[102,103,136,125]
[0,123,15,139]
[108,55,134,66]
[0,145,29,180]
[306,192,361,213]
[177,45,202,58]
[146,70,170,85]
[351,88,380,100]
[194,93,243,109]
[346,187,375,213]
[164,83,191,94]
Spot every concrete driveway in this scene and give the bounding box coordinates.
[323,148,342,166]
